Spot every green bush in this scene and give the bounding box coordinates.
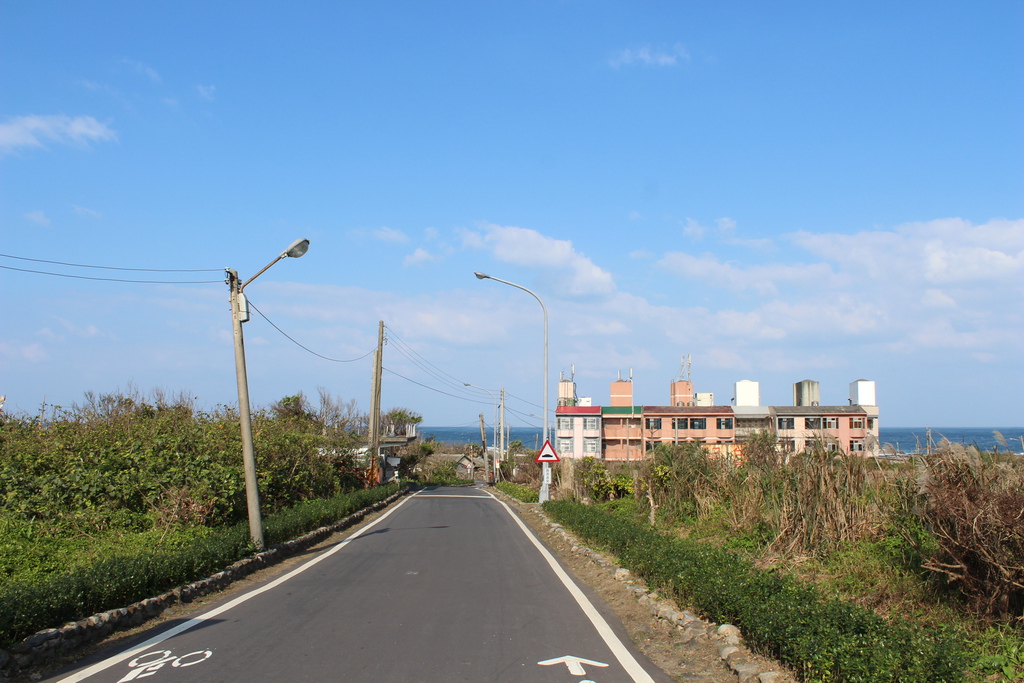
[496,481,538,503]
[0,392,364,535]
[0,483,401,649]
[544,499,967,682]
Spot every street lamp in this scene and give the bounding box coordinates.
[464,382,498,483]
[473,271,551,502]
[226,238,310,549]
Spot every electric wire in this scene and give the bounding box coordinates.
[382,366,489,402]
[247,301,375,363]
[383,326,481,396]
[384,323,551,424]
[0,263,222,284]
[0,252,221,272]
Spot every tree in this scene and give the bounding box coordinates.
[380,407,422,437]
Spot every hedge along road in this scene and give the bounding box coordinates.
[42,485,674,683]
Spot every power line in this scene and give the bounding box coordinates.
[383,366,486,402]
[248,301,375,363]
[0,263,221,284]
[384,326,478,395]
[0,252,221,272]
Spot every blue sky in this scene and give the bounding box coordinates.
[2,1,1021,429]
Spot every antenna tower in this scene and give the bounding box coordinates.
[677,354,692,382]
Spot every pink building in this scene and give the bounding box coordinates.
[553,373,879,460]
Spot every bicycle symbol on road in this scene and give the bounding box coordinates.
[116,649,212,681]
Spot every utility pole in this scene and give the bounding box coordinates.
[367,321,384,485]
[498,388,506,481]
[478,413,488,482]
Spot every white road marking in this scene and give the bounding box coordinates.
[486,490,658,683]
[53,497,414,682]
[538,655,609,675]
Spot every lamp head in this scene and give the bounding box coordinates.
[474,272,489,280]
[284,239,310,258]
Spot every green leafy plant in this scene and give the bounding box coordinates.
[496,481,538,503]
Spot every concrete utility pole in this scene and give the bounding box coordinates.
[368,320,384,485]
[499,388,506,481]
[226,238,310,550]
[478,413,488,481]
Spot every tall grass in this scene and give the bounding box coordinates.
[576,433,1024,625]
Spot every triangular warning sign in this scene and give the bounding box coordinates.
[535,440,560,463]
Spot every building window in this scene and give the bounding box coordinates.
[826,441,839,452]
[673,418,688,429]
[716,417,734,430]
[779,438,795,452]
[867,418,876,430]
[823,417,839,429]
[805,417,822,430]
[777,417,794,430]
[584,437,600,453]
[645,418,662,430]
[557,438,573,454]
[583,417,599,431]
[556,417,572,431]
[850,417,865,429]
[849,440,865,452]
[690,418,707,430]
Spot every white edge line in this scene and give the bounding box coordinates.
[54,495,415,682]
[484,491,657,683]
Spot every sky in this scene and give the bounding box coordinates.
[1,1,1022,430]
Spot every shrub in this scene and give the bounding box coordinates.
[544,499,968,682]
[912,447,1024,619]
[496,481,538,503]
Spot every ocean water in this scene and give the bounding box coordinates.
[421,426,545,448]
[879,427,1024,454]
[420,425,1024,454]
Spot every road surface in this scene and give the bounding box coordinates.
[43,485,674,683]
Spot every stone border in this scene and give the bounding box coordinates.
[531,509,790,683]
[0,489,409,678]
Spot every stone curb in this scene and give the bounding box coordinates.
[530,510,789,683]
[0,488,410,678]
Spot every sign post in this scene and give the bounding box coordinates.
[535,440,559,503]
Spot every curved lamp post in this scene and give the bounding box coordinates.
[227,238,310,549]
[473,271,550,502]
[464,382,497,483]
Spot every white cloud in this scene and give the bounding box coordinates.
[0,115,117,153]
[24,210,50,226]
[403,248,436,266]
[196,85,216,100]
[373,226,409,244]
[657,251,844,295]
[682,217,705,240]
[921,289,956,309]
[609,44,690,68]
[789,218,1024,286]
[467,223,616,296]
[122,59,162,83]
[0,341,48,363]
[74,206,102,219]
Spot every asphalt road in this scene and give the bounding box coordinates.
[44,485,675,683]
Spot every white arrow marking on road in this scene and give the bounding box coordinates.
[538,655,609,676]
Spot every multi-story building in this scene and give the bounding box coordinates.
[553,374,879,460]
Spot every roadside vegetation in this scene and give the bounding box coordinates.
[0,388,416,649]
[527,434,1024,681]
